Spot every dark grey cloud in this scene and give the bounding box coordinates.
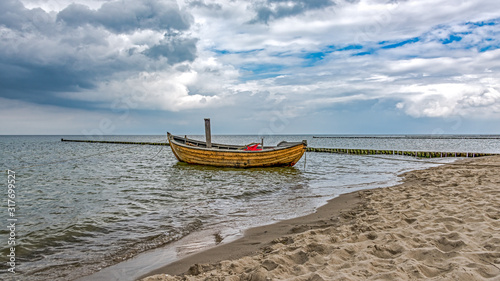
[187,0,223,10]
[57,0,193,33]
[0,45,115,107]
[55,4,94,28]
[0,0,198,109]
[0,0,53,32]
[0,61,100,109]
[250,0,335,24]
[143,36,198,64]
[0,0,29,29]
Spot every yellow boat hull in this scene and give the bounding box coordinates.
[168,133,306,168]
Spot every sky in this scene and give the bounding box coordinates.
[1,0,500,135]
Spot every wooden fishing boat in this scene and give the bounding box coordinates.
[167,133,307,168]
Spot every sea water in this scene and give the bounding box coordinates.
[1,135,499,280]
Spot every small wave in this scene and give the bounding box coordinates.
[232,188,276,199]
[17,218,204,281]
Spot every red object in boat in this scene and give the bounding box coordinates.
[244,144,262,151]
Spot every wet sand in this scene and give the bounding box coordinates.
[140,156,500,280]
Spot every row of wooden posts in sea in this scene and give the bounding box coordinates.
[61,139,496,158]
[305,147,496,158]
[61,139,170,145]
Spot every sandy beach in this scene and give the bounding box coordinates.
[140,156,500,280]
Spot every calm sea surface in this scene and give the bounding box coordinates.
[1,135,500,280]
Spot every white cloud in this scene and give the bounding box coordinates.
[396,80,500,118]
[21,0,111,12]
[59,70,226,111]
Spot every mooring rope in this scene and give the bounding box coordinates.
[149,144,166,160]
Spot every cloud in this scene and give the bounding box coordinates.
[187,0,223,10]
[0,0,54,32]
[249,0,336,24]
[0,0,198,107]
[57,0,192,33]
[143,36,198,63]
[386,48,500,118]
[92,71,224,111]
[396,84,500,118]
[2,0,500,134]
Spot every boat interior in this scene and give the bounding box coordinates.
[170,134,304,151]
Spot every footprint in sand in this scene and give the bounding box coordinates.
[369,243,404,259]
[435,236,466,252]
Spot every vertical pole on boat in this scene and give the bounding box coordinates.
[261,137,264,149]
[204,118,212,148]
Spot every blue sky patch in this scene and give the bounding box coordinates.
[466,19,498,27]
[442,34,462,44]
[353,51,373,56]
[212,48,265,55]
[338,44,363,51]
[380,37,420,49]
[302,51,326,66]
[239,63,285,81]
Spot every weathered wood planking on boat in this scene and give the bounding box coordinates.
[167,133,307,168]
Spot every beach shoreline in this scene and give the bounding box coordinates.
[140,156,500,280]
[138,190,361,279]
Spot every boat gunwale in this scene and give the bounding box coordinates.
[167,133,306,154]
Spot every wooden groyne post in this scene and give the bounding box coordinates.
[61,139,169,146]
